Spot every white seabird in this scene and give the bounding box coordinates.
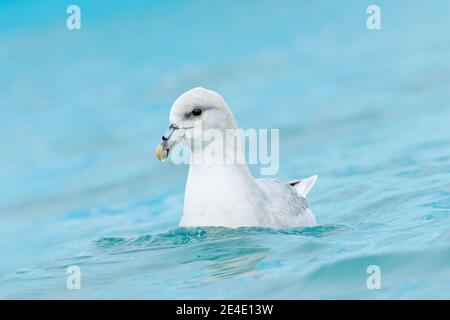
[156,87,318,229]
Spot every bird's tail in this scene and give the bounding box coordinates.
[291,175,318,198]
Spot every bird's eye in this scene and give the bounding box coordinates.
[192,108,203,117]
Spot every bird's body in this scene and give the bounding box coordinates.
[181,155,317,229]
[156,87,318,229]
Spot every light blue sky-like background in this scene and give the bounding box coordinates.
[1,1,449,299]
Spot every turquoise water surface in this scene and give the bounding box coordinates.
[1,0,450,299]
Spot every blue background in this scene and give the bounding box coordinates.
[0,0,449,298]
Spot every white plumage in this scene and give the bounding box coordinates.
[157,87,318,229]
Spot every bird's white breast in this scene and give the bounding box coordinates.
[181,163,264,228]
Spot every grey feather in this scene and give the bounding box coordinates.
[256,178,316,228]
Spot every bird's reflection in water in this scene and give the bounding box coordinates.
[93,227,275,283]
[91,225,350,284]
[179,237,272,283]
[169,228,270,282]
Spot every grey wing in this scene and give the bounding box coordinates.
[256,178,311,217]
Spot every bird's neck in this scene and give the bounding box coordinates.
[182,129,260,226]
[188,128,253,181]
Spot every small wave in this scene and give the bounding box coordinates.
[92,224,352,252]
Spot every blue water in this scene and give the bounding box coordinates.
[1,0,450,299]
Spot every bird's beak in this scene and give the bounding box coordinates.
[156,124,181,161]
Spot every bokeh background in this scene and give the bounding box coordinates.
[1,0,449,298]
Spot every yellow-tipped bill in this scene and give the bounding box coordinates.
[156,143,168,161]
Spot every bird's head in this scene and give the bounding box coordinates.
[156,87,236,161]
